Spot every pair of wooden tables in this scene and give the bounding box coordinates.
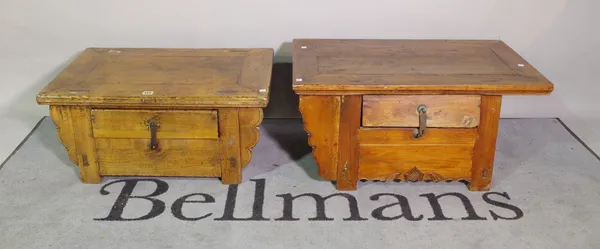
[36,39,554,191]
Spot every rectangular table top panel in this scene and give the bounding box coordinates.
[37,48,273,107]
[292,39,554,95]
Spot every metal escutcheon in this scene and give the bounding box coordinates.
[148,119,159,150]
[412,104,428,138]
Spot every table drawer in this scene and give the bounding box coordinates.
[362,95,481,128]
[90,109,222,177]
[357,128,476,181]
[91,109,219,139]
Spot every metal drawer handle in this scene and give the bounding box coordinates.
[148,119,159,150]
[412,104,428,138]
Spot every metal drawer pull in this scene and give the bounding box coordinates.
[412,104,428,138]
[148,119,159,150]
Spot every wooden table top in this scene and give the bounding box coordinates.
[292,39,554,95]
[37,48,273,107]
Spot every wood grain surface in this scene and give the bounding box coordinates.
[335,95,362,190]
[362,95,481,128]
[36,48,273,107]
[91,109,219,139]
[49,106,78,165]
[358,128,477,145]
[238,108,264,168]
[50,106,262,181]
[292,39,554,95]
[357,128,477,181]
[470,95,502,191]
[298,95,341,181]
[50,106,102,183]
[96,138,221,177]
[218,108,242,184]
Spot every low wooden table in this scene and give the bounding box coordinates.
[37,47,273,184]
[292,39,554,191]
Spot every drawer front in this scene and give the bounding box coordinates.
[91,109,221,177]
[96,138,221,177]
[357,128,476,181]
[362,95,481,128]
[91,109,219,139]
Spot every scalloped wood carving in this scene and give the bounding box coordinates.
[49,106,78,165]
[298,96,341,181]
[362,167,450,182]
[238,108,263,168]
[48,105,102,183]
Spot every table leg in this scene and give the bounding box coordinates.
[336,95,362,191]
[50,106,102,183]
[219,108,242,184]
[470,95,502,191]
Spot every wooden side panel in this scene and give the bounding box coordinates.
[91,109,219,139]
[50,106,102,183]
[238,108,263,168]
[218,108,242,184]
[298,95,341,181]
[362,95,481,128]
[49,106,77,165]
[357,128,476,182]
[96,139,221,177]
[336,95,362,190]
[470,95,502,191]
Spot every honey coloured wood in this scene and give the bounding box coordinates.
[96,138,222,177]
[38,47,273,184]
[36,48,273,107]
[293,38,554,191]
[91,109,219,139]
